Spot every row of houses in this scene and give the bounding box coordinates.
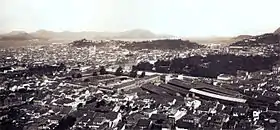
[98,75,161,93]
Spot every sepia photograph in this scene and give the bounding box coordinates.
[1,0,280,130]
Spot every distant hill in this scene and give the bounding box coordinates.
[0,31,51,48]
[30,29,174,40]
[0,31,49,41]
[230,33,280,47]
[7,31,29,35]
[30,30,55,39]
[121,39,202,50]
[0,29,173,48]
[116,29,156,38]
[114,29,172,39]
[233,35,253,41]
[0,31,34,41]
[230,27,280,47]
[187,37,235,46]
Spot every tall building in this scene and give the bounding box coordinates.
[93,45,96,55]
[88,45,96,58]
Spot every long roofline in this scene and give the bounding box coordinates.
[189,88,247,103]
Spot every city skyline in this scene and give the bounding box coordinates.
[1,1,280,129]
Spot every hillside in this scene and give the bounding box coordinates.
[274,27,280,35]
[0,32,34,41]
[230,33,280,47]
[187,36,253,46]
[30,30,55,39]
[230,27,280,47]
[0,31,51,48]
[121,39,202,50]
[233,35,253,41]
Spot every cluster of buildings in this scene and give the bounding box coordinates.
[0,39,280,130]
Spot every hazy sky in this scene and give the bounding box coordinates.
[1,0,280,37]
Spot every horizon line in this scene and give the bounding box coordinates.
[0,27,278,38]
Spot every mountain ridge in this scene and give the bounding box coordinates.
[0,31,35,41]
[28,29,174,40]
[230,33,280,47]
[274,27,280,35]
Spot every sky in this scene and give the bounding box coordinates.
[1,0,280,37]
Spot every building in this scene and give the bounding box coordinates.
[217,74,233,81]
[114,75,160,92]
[189,88,247,103]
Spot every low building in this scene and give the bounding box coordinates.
[105,111,122,128]
[189,88,247,104]
[217,74,233,81]
[134,119,152,129]
[114,75,161,92]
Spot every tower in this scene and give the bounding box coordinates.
[88,45,96,57]
[93,45,96,55]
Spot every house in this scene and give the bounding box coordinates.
[184,98,201,110]
[126,113,145,127]
[175,116,196,130]
[47,114,62,125]
[150,113,167,121]
[134,119,151,130]
[150,113,170,130]
[222,119,237,130]
[197,101,217,114]
[209,114,226,128]
[216,104,225,112]
[142,109,158,118]
[236,70,249,79]
[272,64,280,74]
[253,110,261,121]
[59,106,72,117]
[169,110,187,121]
[105,111,122,128]
[235,119,252,130]
[232,106,249,118]
[91,116,106,128]
[117,122,126,130]
[77,115,91,126]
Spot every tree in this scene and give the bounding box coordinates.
[86,96,97,105]
[58,63,66,71]
[72,73,82,78]
[54,116,76,130]
[136,61,153,71]
[77,73,82,78]
[139,71,146,78]
[129,65,138,78]
[83,78,90,82]
[77,103,83,109]
[99,66,107,75]
[65,76,72,80]
[92,71,98,76]
[96,100,106,108]
[115,66,123,76]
